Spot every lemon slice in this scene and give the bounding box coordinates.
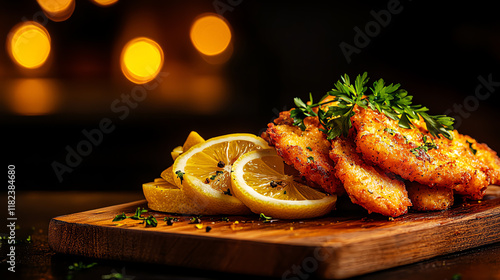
[183,131,205,152]
[160,166,176,185]
[142,180,217,215]
[172,133,270,215]
[154,177,166,183]
[231,149,337,219]
[171,131,205,161]
[170,146,184,161]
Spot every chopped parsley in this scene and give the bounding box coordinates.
[223,188,232,196]
[190,215,202,224]
[111,207,157,227]
[164,217,179,226]
[175,170,185,184]
[410,135,438,157]
[143,215,158,227]
[112,213,127,222]
[307,156,315,163]
[259,213,272,223]
[130,207,148,220]
[384,128,397,136]
[467,140,477,155]
[67,262,97,280]
[306,146,312,151]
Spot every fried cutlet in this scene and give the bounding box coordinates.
[330,137,412,217]
[405,181,454,211]
[264,111,344,195]
[351,106,496,199]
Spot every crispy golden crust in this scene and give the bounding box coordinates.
[450,131,500,185]
[406,181,454,211]
[330,137,412,217]
[264,111,343,195]
[351,106,493,199]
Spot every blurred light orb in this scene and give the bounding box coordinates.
[9,79,58,115]
[92,0,119,7]
[120,37,164,84]
[37,0,75,22]
[190,14,232,56]
[7,21,50,69]
[7,22,51,69]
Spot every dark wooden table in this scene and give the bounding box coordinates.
[1,191,499,280]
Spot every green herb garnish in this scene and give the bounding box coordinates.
[306,146,312,151]
[467,140,477,155]
[112,213,127,222]
[111,207,157,227]
[384,128,397,136]
[164,217,178,226]
[143,215,158,227]
[130,207,148,220]
[67,262,98,279]
[190,215,202,224]
[307,156,315,163]
[290,73,454,140]
[68,262,97,271]
[259,213,272,223]
[101,272,123,279]
[410,135,438,157]
[175,170,185,184]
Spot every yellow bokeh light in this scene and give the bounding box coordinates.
[37,0,75,22]
[120,37,164,84]
[7,22,51,69]
[190,14,232,56]
[8,79,59,115]
[92,0,119,7]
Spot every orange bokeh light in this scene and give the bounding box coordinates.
[92,0,119,7]
[190,14,232,56]
[8,79,59,115]
[37,0,75,22]
[120,37,164,84]
[7,22,51,69]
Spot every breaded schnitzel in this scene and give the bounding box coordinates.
[330,137,412,217]
[405,181,454,211]
[264,111,344,195]
[351,106,496,199]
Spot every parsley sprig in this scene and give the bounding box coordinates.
[112,207,158,227]
[290,73,455,140]
[410,134,438,157]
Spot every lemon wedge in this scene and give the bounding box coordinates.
[172,133,270,215]
[142,180,217,215]
[231,149,336,219]
[171,131,205,161]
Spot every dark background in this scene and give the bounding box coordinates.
[2,0,499,191]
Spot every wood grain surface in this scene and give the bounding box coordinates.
[48,187,500,279]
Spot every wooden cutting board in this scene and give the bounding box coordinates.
[48,187,500,279]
